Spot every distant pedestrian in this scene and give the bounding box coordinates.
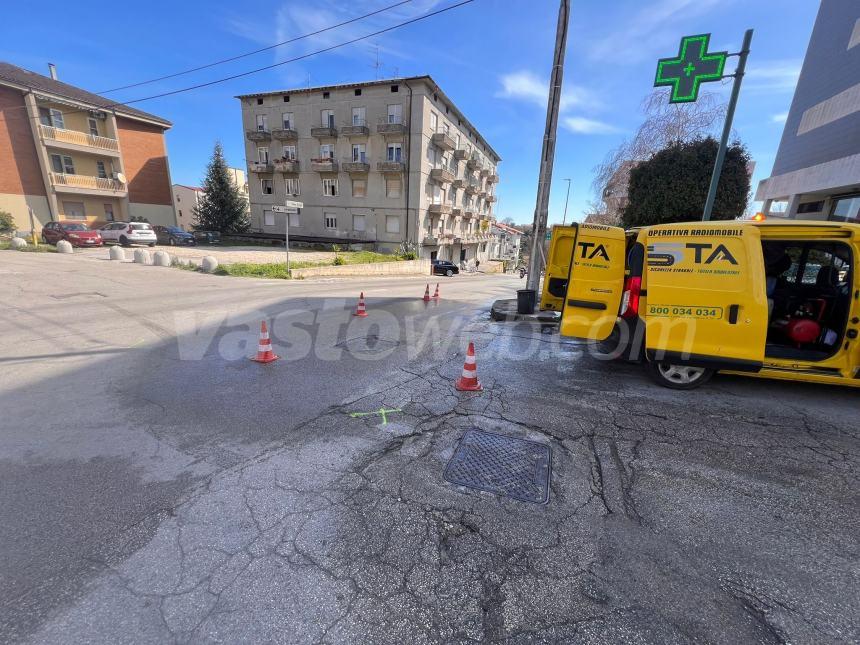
[475,259,481,272]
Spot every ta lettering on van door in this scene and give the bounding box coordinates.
[577,242,610,261]
[647,242,737,267]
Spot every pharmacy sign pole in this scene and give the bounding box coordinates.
[654,30,753,221]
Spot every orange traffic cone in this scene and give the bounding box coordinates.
[432,283,440,299]
[250,320,279,363]
[354,292,368,317]
[455,341,482,391]
[422,284,431,302]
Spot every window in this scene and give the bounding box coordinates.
[283,95,290,102]
[178,209,182,219]
[387,143,402,162]
[261,179,274,194]
[430,111,438,132]
[50,154,75,174]
[282,145,297,160]
[797,201,824,214]
[443,122,450,136]
[352,106,366,126]
[88,118,99,137]
[289,211,300,227]
[257,98,264,105]
[323,91,330,99]
[391,84,399,93]
[257,147,269,163]
[321,109,335,127]
[325,213,337,229]
[103,204,114,221]
[386,176,402,198]
[386,215,400,233]
[387,104,402,124]
[256,114,268,131]
[352,178,367,197]
[96,161,107,179]
[354,88,362,96]
[830,195,860,222]
[282,112,294,129]
[319,144,334,159]
[50,108,65,129]
[426,145,437,165]
[353,214,366,231]
[264,210,274,226]
[352,144,366,162]
[285,177,300,195]
[322,178,338,196]
[62,201,86,220]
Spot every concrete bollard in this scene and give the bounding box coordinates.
[153,250,171,267]
[10,237,28,249]
[56,240,74,254]
[201,256,218,273]
[109,245,125,261]
[133,249,152,265]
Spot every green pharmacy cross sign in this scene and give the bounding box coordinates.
[654,34,728,103]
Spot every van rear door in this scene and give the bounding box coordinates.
[540,225,576,311]
[559,223,627,340]
[644,223,767,372]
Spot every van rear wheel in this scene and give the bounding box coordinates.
[647,361,714,390]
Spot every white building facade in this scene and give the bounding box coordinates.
[236,76,500,260]
[489,221,522,264]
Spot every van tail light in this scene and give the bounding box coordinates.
[619,276,641,318]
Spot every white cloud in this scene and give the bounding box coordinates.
[562,117,621,135]
[496,71,598,112]
[770,112,789,124]
[745,61,801,93]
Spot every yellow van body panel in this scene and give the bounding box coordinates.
[540,225,577,311]
[559,224,626,341]
[643,223,768,370]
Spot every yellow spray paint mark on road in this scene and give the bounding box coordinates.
[349,407,402,425]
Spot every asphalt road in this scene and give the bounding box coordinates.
[1,251,858,644]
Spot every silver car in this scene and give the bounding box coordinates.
[99,222,157,247]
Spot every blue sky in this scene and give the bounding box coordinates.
[2,0,818,224]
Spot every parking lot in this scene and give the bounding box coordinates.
[1,252,858,643]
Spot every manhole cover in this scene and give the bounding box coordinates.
[443,430,551,504]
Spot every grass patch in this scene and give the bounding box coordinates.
[0,240,57,252]
[215,263,293,279]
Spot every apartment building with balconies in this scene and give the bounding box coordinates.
[0,62,175,232]
[237,75,500,262]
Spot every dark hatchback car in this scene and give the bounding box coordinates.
[41,221,103,247]
[192,230,221,245]
[432,259,460,277]
[153,225,196,246]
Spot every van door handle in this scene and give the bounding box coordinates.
[728,304,740,324]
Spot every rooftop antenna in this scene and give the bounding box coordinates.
[369,45,382,80]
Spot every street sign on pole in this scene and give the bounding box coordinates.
[271,202,303,273]
[654,34,727,103]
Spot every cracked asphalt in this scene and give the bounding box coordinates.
[1,252,858,644]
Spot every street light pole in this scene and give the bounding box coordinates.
[702,29,753,221]
[525,0,570,304]
[561,178,572,226]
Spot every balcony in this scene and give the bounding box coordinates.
[428,202,452,215]
[466,154,482,171]
[429,168,454,184]
[341,121,369,136]
[377,118,407,135]
[452,178,466,189]
[465,183,480,195]
[249,161,273,173]
[38,124,120,156]
[431,132,456,151]
[342,157,370,173]
[487,195,497,203]
[272,128,298,141]
[49,172,126,195]
[246,129,271,142]
[273,159,300,173]
[486,173,499,184]
[463,208,475,217]
[310,158,338,172]
[422,236,438,246]
[311,126,338,138]
[377,160,405,173]
[480,167,491,178]
[453,148,468,161]
[452,207,463,216]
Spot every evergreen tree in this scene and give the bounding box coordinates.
[621,137,750,229]
[193,142,250,234]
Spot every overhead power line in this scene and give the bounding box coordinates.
[99,0,415,94]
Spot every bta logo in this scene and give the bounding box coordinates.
[578,241,609,261]
[687,242,738,265]
[647,242,737,266]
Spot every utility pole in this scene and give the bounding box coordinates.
[524,0,570,308]
[702,29,753,221]
[561,178,572,226]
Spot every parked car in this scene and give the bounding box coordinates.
[41,221,103,247]
[432,259,460,277]
[153,225,196,246]
[192,230,221,245]
[99,222,157,247]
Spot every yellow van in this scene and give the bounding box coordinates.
[551,221,860,389]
